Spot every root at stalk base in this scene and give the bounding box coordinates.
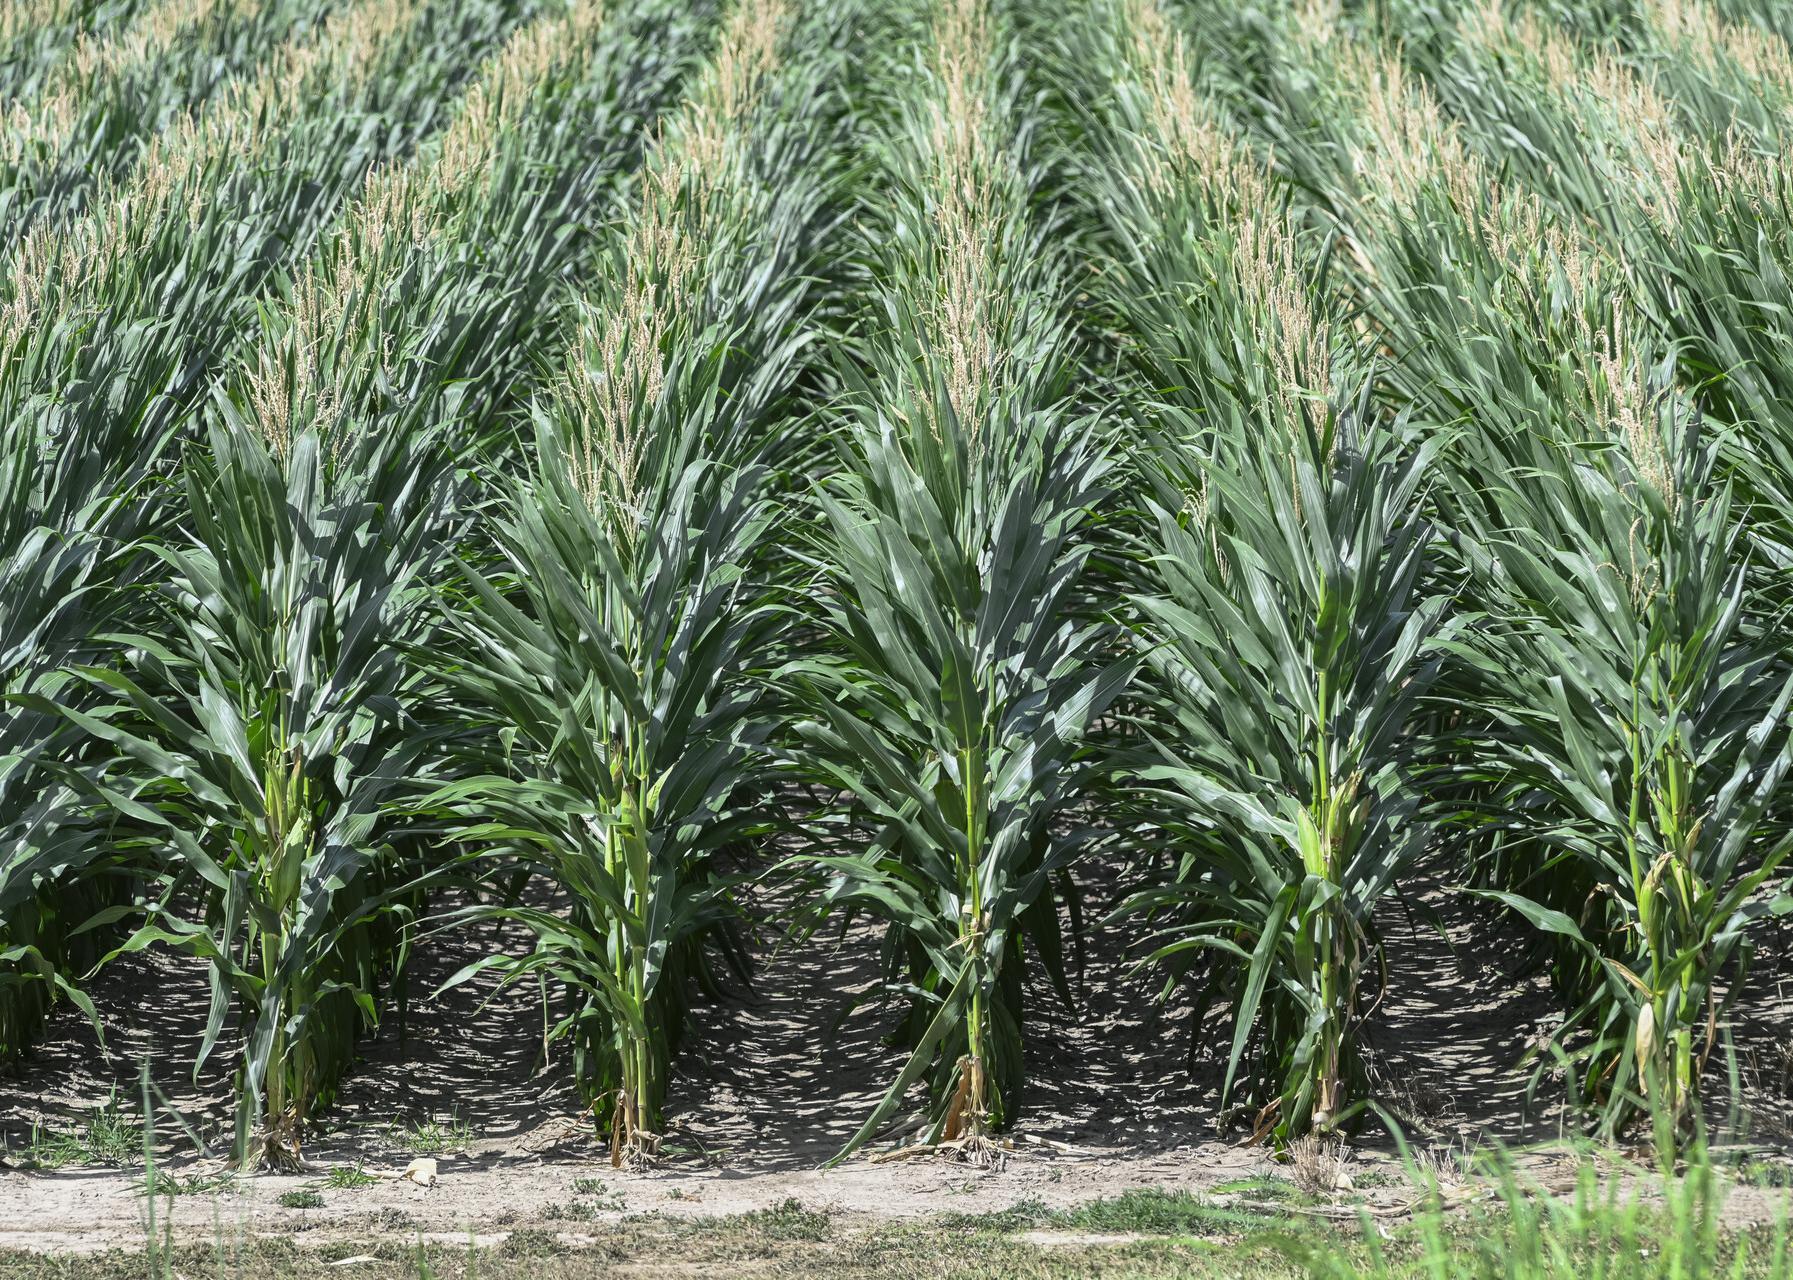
[951,1132,1007,1169]
[865,1055,1009,1167]
[612,1141,662,1172]
[247,1111,314,1174]
[607,1090,662,1171]
[867,1134,1013,1169]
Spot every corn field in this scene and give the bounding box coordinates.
[3,0,1793,1176]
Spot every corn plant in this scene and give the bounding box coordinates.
[0,390,154,1056]
[789,0,1130,1161]
[63,411,449,1167]
[423,0,849,1166]
[1066,13,1448,1139]
[429,378,775,1167]
[1126,402,1449,1143]
[1445,326,1793,1152]
[1272,6,1793,1149]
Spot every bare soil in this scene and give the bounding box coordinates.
[1,872,1789,1256]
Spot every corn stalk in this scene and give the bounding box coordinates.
[1444,324,1793,1153]
[790,0,1131,1162]
[424,0,849,1167]
[1057,0,1448,1142]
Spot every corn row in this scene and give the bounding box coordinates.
[782,0,1128,1160]
[0,0,533,1085]
[511,0,825,1161]
[1050,0,1456,1144]
[0,0,137,103]
[1446,4,1688,228]
[1642,0,1793,135]
[1353,5,1793,561]
[5,0,236,168]
[0,0,334,243]
[0,0,543,469]
[561,0,814,495]
[411,0,866,1166]
[232,0,625,464]
[6,0,652,1159]
[0,0,422,380]
[1170,0,1787,1150]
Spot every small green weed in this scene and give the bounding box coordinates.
[1211,1175,1303,1202]
[568,1177,623,1211]
[399,1111,473,1155]
[1739,1158,1793,1189]
[499,1227,561,1259]
[325,1164,380,1190]
[738,1198,831,1242]
[139,1168,236,1198]
[10,1090,141,1170]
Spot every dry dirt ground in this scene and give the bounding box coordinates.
[1,874,1790,1257]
